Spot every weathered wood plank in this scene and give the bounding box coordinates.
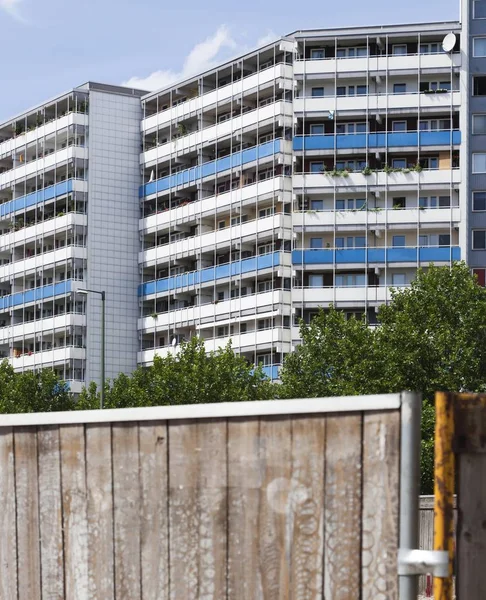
[60,425,89,600]
[15,427,41,600]
[112,422,141,599]
[361,410,400,600]
[85,424,114,600]
[169,419,227,600]
[258,416,292,600]
[38,426,64,599]
[227,417,262,599]
[290,416,326,600]
[457,452,486,598]
[139,421,169,600]
[324,413,362,600]
[0,428,17,600]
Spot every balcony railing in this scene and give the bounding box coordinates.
[0,280,73,312]
[292,246,461,265]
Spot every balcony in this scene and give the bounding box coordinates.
[143,101,293,164]
[140,139,286,198]
[292,168,461,190]
[0,213,87,249]
[140,177,292,234]
[140,214,292,266]
[0,246,87,282]
[293,130,461,152]
[294,91,461,114]
[261,364,280,380]
[142,63,294,132]
[292,246,461,266]
[292,207,461,229]
[0,313,86,344]
[292,285,393,305]
[139,251,292,297]
[138,290,292,331]
[294,52,461,76]
[0,280,73,312]
[10,346,86,371]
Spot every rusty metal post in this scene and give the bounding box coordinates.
[434,392,455,600]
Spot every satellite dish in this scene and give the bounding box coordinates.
[442,33,457,53]
[171,337,177,347]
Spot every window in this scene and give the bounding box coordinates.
[419,119,451,131]
[392,158,407,169]
[474,0,486,18]
[392,273,406,286]
[473,153,486,173]
[393,83,406,94]
[473,230,486,249]
[474,76,486,96]
[474,37,486,57]
[310,124,325,135]
[259,206,275,218]
[392,197,406,209]
[392,44,407,55]
[259,133,274,144]
[336,86,346,96]
[257,353,272,366]
[419,234,451,246]
[258,243,274,255]
[473,114,486,134]
[310,48,325,59]
[335,273,366,286]
[473,191,486,211]
[258,318,273,330]
[421,81,451,92]
[309,274,324,287]
[420,42,440,54]
[335,159,367,170]
[419,157,439,169]
[310,161,325,173]
[311,87,325,97]
[392,235,406,247]
[356,85,368,95]
[438,196,451,208]
[335,122,367,134]
[336,198,365,210]
[310,199,324,210]
[392,121,407,132]
[218,220,226,229]
[336,47,368,58]
[258,280,273,292]
[337,236,366,248]
[310,237,323,249]
[336,85,367,96]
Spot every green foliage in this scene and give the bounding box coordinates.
[0,360,74,413]
[280,262,486,493]
[77,337,274,410]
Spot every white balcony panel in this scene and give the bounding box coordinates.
[294,90,461,114]
[0,146,88,188]
[140,177,293,233]
[292,286,391,305]
[294,52,461,76]
[142,64,294,132]
[0,246,87,282]
[0,313,86,344]
[293,169,461,190]
[11,346,86,371]
[67,380,84,394]
[140,214,292,265]
[143,102,293,164]
[139,290,292,331]
[293,207,461,228]
[0,113,88,158]
[0,213,87,250]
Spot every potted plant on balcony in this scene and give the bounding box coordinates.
[177,123,187,136]
[151,312,158,320]
[362,166,373,176]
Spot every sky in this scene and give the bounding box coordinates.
[0,0,459,122]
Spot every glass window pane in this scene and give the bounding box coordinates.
[420,44,428,54]
[335,162,345,170]
[356,85,367,95]
[348,86,355,96]
[347,123,355,134]
[335,124,345,134]
[473,153,486,173]
[419,235,428,246]
[392,158,407,168]
[393,45,407,55]
[356,199,366,209]
[439,81,451,90]
[355,236,366,247]
[392,273,406,285]
[392,121,406,131]
[474,37,486,56]
[356,122,367,132]
[473,230,486,249]
[310,49,325,59]
[474,76,486,96]
[346,237,354,247]
[336,49,346,57]
[311,199,324,210]
[348,48,355,57]
[310,162,324,173]
[438,196,451,207]
[473,192,486,211]
[430,158,438,169]
[335,237,344,248]
[473,114,486,134]
[394,83,406,94]
[310,124,325,134]
[336,86,346,96]
[335,275,344,286]
[393,235,406,247]
[419,197,426,208]
[347,199,354,209]
[356,274,366,286]
[309,274,323,287]
[336,199,345,210]
[438,234,451,246]
[475,0,486,18]
[310,237,323,249]
[311,87,324,97]
[357,47,367,57]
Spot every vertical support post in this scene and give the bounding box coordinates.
[399,391,422,600]
[433,391,455,600]
[100,291,105,410]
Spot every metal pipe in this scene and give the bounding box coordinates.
[433,391,455,600]
[101,291,105,410]
[398,391,422,600]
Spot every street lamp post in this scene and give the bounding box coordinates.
[79,288,106,409]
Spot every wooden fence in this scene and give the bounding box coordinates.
[0,395,412,600]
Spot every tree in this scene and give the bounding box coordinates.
[279,262,486,493]
[0,360,75,413]
[77,337,274,410]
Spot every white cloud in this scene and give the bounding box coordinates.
[123,25,238,91]
[0,0,24,21]
[256,31,278,47]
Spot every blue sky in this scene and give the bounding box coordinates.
[1,0,458,121]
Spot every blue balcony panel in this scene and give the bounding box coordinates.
[0,180,74,219]
[139,252,282,297]
[140,139,281,198]
[292,247,461,265]
[293,130,461,152]
[0,280,72,312]
[261,365,280,380]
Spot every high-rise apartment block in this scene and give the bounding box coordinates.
[1,1,485,389]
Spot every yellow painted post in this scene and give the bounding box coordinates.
[434,391,455,600]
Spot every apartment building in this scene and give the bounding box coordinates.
[1,0,485,388]
[0,83,145,393]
